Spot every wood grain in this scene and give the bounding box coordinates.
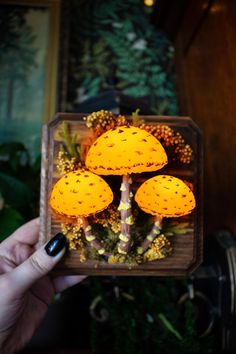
[175,0,236,233]
[40,113,203,276]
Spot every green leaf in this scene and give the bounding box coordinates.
[123,86,149,97]
[32,155,41,174]
[152,100,169,115]
[158,313,183,341]
[0,142,26,157]
[0,142,30,171]
[0,208,24,241]
[0,172,31,208]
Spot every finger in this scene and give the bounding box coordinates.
[11,217,40,245]
[0,219,39,271]
[6,233,67,297]
[0,243,34,274]
[53,275,87,293]
[2,218,40,249]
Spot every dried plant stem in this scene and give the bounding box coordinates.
[137,215,163,254]
[117,174,133,254]
[62,121,78,158]
[81,217,110,257]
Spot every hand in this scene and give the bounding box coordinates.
[0,218,85,354]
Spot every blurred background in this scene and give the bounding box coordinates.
[1,0,236,353]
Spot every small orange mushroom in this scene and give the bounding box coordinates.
[135,175,196,254]
[85,125,168,255]
[50,170,113,256]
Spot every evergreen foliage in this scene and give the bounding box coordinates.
[68,0,178,115]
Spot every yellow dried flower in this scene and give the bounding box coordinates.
[143,234,173,262]
[61,222,87,262]
[57,150,82,175]
[139,123,193,164]
[108,254,126,264]
[84,110,128,138]
[94,205,121,233]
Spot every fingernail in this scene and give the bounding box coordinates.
[45,233,67,256]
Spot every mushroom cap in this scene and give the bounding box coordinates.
[135,175,196,217]
[85,126,167,175]
[50,170,113,217]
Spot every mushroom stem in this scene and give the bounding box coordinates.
[81,217,110,257]
[137,215,163,255]
[117,174,133,254]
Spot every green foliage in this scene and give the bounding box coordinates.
[68,0,178,115]
[0,142,40,241]
[90,278,214,354]
[158,313,183,341]
[0,208,24,241]
[0,172,31,208]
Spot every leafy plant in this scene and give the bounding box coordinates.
[0,142,40,241]
[67,0,178,115]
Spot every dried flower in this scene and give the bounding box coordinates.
[93,205,121,233]
[57,150,82,175]
[108,254,126,264]
[143,234,173,262]
[61,222,87,262]
[139,123,193,164]
[84,110,127,137]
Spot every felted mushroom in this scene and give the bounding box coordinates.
[135,175,196,254]
[85,125,167,255]
[50,170,113,256]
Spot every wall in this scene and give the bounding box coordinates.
[175,0,236,233]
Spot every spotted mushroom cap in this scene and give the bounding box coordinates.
[135,175,196,217]
[50,170,113,218]
[85,126,167,175]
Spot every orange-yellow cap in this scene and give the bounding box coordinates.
[50,170,113,217]
[85,126,167,175]
[135,175,196,217]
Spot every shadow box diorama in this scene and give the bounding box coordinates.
[40,111,203,276]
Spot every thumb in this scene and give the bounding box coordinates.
[7,233,67,297]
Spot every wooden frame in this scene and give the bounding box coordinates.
[40,113,203,276]
[0,0,60,151]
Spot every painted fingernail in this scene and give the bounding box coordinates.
[45,233,67,256]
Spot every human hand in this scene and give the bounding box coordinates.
[0,218,85,354]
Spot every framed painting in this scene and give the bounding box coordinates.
[0,0,60,158]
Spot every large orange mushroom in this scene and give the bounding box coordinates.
[135,175,196,254]
[85,125,167,255]
[50,170,113,256]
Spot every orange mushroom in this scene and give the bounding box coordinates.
[135,175,196,254]
[85,125,167,255]
[50,170,113,256]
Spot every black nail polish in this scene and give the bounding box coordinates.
[45,233,67,256]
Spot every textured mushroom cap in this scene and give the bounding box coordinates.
[50,170,113,217]
[135,175,196,217]
[85,126,167,175]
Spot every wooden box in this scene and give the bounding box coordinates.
[40,113,203,276]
